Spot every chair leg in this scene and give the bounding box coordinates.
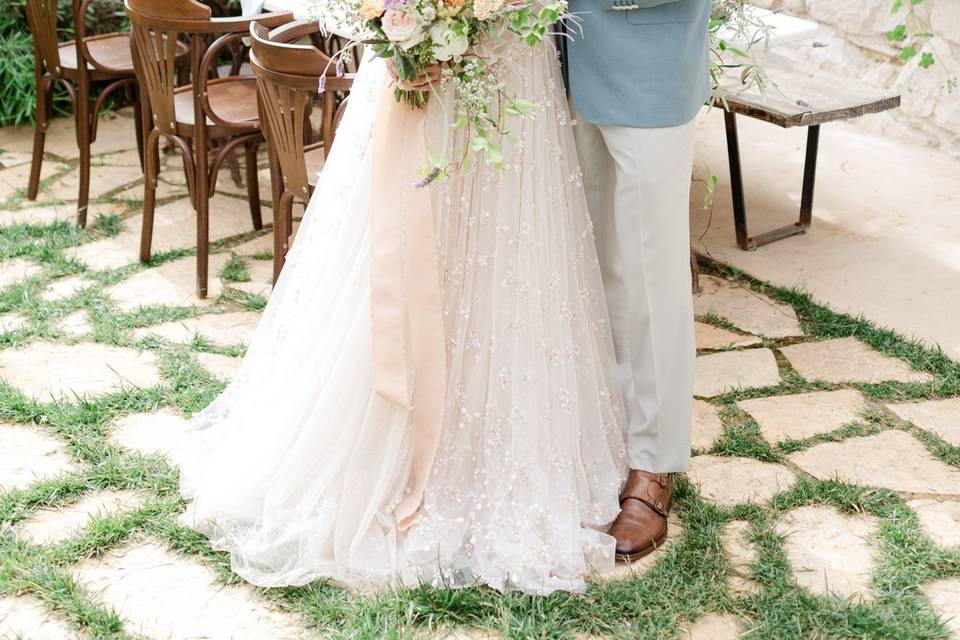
[132,88,146,171]
[196,145,211,299]
[197,193,210,299]
[75,81,92,228]
[140,131,161,263]
[226,146,243,189]
[273,190,293,283]
[267,146,283,214]
[27,76,50,201]
[245,142,263,231]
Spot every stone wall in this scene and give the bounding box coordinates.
[748,0,960,155]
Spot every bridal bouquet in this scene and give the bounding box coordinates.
[307,0,570,178]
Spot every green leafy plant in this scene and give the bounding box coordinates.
[0,0,129,127]
[887,0,933,69]
[0,0,244,128]
[887,0,956,91]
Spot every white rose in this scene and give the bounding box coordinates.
[381,8,427,50]
[429,21,469,61]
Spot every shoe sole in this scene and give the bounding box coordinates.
[615,526,669,563]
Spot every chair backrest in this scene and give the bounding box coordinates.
[125,0,213,135]
[25,0,62,76]
[250,20,351,200]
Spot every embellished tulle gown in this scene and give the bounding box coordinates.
[176,36,629,595]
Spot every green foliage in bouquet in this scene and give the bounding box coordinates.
[352,0,567,176]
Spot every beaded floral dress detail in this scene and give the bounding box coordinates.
[177,41,628,596]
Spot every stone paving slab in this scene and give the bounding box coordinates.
[58,311,93,339]
[695,321,761,350]
[907,499,960,548]
[108,254,231,311]
[149,195,267,250]
[925,578,960,639]
[0,162,67,202]
[0,150,33,168]
[0,110,139,160]
[133,311,261,347]
[681,614,742,640]
[693,275,803,338]
[0,203,122,228]
[738,389,869,444]
[65,234,140,271]
[47,164,144,202]
[41,275,93,302]
[777,505,879,601]
[694,349,781,397]
[16,490,145,545]
[215,165,274,202]
[110,409,192,457]
[195,352,243,380]
[0,313,28,334]
[887,398,960,447]
[424,630,502,640]
[0,258,42,289]
[0,595,76,640]
[68,195,258,272]
[789,430,960,496]
[0,343,160,400]
[780,337,933,384]
[229,258,275,298]
[115,178,190,203]
[72,541,312,639]
[722,520,761,596]
[231,233,274,256]
[686,456,796,507]
[94,149,142,167]
[0,423,76,493]
[692,400,724,451]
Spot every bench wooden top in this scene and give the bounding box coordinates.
[716,51,901,128]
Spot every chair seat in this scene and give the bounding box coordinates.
[306,147,325,188]
[173,77,261,136]
[59,33,134,77]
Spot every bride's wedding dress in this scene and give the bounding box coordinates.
[177,38,628,595]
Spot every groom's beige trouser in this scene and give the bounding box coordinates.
[573,110,696,474]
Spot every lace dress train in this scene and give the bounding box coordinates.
[177,41,628,596]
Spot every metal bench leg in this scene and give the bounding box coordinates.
[799,123,820,228]
[723,111,821,251]
[723,110,750,249]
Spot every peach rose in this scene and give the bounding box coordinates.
[359,0,385,20]
[381,8,427,49]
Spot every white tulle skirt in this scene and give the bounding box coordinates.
[177,42,628,596]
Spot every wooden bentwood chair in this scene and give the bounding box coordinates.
[125,0,292,298]
[24,0,169,227]
[249,20,356,281]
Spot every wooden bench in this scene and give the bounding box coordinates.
[716,51,901,250]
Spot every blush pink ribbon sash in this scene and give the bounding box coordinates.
[370,80,446,531]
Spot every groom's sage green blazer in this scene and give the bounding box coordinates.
[565,0,711,128]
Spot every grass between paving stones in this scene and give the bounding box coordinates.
[0,190,959,637]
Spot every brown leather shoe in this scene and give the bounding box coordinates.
[609,470,674,562]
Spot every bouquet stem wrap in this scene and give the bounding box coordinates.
[370,79,446,531]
